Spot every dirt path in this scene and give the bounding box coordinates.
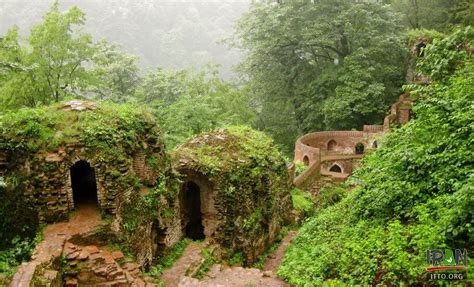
[179,266,287,287]
[10,203,105,287]
[168,232,298,287]
[263,231,297,272]
[161,242,204,287]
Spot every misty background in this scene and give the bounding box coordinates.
[0,0,250,79]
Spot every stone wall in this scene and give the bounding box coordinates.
[383,94,414,132]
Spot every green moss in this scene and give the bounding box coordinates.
[148,238,191,278]
[0,101,158,153]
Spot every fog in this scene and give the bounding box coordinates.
[0,0,250,79]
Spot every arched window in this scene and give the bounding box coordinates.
[329,164,342,173]
[327,140,337,151]
[372,141,378,148]
[355,143,365,154]
[303,156,309,166]
[415,42,426,57]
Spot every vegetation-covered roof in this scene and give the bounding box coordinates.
[0,100,159,154]
[175,126,287,178]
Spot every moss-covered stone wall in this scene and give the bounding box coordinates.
[174,126,293,265]
[0,101,181,265]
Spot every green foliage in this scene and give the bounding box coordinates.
[291,188,314,215]
[193,247,217,279]
[136,67,255,148]
[0,230,43,278]
[0,180,39,250]
[229,252,244,266]
[388,0,474,31]
[0,1,96,108]
[279,27,473,285]
[293,161,307,177]
[235,0,407,151]
[313,184,348,212]
[148,238,191,278]
[91,40,141,103]
[0,101,157,153]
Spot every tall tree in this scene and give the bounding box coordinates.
[389,0,474,31]
[235,0,407,150]
[91,41,141,103]
[0,1,95,109]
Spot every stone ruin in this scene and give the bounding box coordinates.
[174,127,293,264]
[0,105,293,285]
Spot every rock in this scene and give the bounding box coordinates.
[263,270,273,277]
[84,245,100,254]
[90,253,106,264]
[111,250,124,261]
[78,270,93,282]
[133,278,146,286]
[93,266,108,276]
[67,251,80,260]
[77,251,90,260]
[122,262,138,271]
[65,278,78,287]
[107,269,124,280]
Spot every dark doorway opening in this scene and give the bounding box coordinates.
[329,164,342,173]
[181,181,205,240]
[415,42,426,57]
[327,140,337,151]
[303,156,309,166]
[355,143,365,154]
[70,160,98,207]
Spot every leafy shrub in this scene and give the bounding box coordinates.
[294,161,307,177]
[313,184,347,211]
[291,188,314,215]
[0,180,39,250]
[279,27,473,285]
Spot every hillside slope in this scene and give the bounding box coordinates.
[278,27,474,286]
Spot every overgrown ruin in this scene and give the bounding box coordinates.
[174,127,293,265]
[0,104,293,285]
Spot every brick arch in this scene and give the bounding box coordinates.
[355,142,365,154]
[329,163,343,173]
[303,155,309,166]
[327,139,337,151]
[65,155,106,212]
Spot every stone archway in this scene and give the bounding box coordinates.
[70,160,98,207]
[180,181,205,240]
[355,143,365,154]
[327,140,337,151]
[303,155,309,166]
[329,163,342,173]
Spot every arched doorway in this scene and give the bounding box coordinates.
[327,140,337,151]
[415,42,426,57]
[372,141,378,148]
[303,156,309,166]
[329,164,342,173]
[355,143,365,154]
[70,160,98,207]
[181,181,205,240]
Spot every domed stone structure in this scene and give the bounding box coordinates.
[174,126,293,264]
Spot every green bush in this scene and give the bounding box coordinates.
[294,161,307,177]
[291,188,314,215]
[278,27,473,286]
[0,180,39,250]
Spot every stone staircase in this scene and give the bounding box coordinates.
[61,243,155,286]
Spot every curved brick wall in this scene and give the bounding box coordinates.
[293,128,383,187]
